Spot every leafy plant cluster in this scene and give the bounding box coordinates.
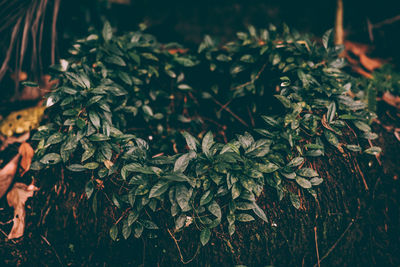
[30,23,379,245]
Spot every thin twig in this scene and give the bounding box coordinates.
[314,226,321,267]
[217,99,233,113]
[354,158,369,191]
[247,105,255,127]
[313,219,355,267]
[167,228,201,264]
[231,62,267,91]
[373,14,400,29]
[51,0,60,65]
[0,228,16,244]
[211,97,249,127]
[41,235,65,267]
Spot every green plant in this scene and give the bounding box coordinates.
[30,23,379,247]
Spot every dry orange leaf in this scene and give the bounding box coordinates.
[6,182,38,239]
[18,142,34,176]
[344,41,370,56]
[0,154,20,198]
[359,53,383,72]
[167,48,188,55]
[382,91,400,109]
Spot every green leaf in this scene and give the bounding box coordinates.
[133,223,144,238]
[364,146,382,155]
[162,173,191,183]
[202,131,214,157]
[353,121,371,132]
[85,180,94,198]
[177,84,192,90]
[141,219,159,229]
[295,177,312,189]
[89,134,110,141]
[175,184,190,210]
[310,177,324,186]
[46,133,64,146]
[231,183,241,199]
[261,115,279,128]
[297,168,318,178]
[67,164,86,172]
[182,131,198,151]
[322,29,333,49]
[274,95,291,109]
[118,72,132,85]
[102,21,113,41]
[105,56,126,66]
[110,224,118,241]
[128,211,139,226]
[21,81,39,87]
[236,201,254,210]
[149,180,170,198]
[142,105,153,116]
[258,162,280,173]
[200,190,213,206]
[287,157,304,168]
[253,202,268,223]
[174,153,191,173]
[208,201,221,219]
[175,214,186,230]
[122,220,131,239]
[236,213,255,222]
[324,129,339,147]
[216,54,232,62]
[40,153,62,165]
[141,53,159,61]
[327,102,336,123]
[200,228,211,246]
[346,145,362,152]
[289,193,300,209]
[89,111,101,129]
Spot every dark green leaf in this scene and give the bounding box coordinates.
[200,228,211,246]
[208,201,221,219]
[182,131,198,151]
[236,213,255,222]
[102,21,112,41]
[364,146,382,155]
[287,157,304,168]
[40,153,62,165]
[149,180,170,198]
[295,177,312,189]
[202,131,214,157]
[67,164,86,172]
[85,180,94,198]
[110,224,118,241]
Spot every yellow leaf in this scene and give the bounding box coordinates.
[0,106,45,136]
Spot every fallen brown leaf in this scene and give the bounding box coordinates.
[382,91,400,109]
[344,41,370,56]
[18,142,34,176]
[0,154,20,198]
[6,182,38,239]
[0,132,30,151]
[359,53,384,72]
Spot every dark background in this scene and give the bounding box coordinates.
[59,0,400,62]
